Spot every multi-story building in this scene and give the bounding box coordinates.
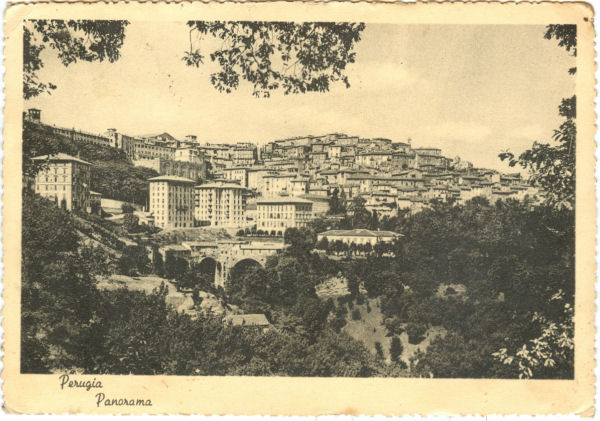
[105,128,138,159]
[149,175,195,229]
[50,126,111,148]
[133,157,205,182]
[194,182,247,228]
[223,167,248,187]
[134,139,176,161]
[256,197,313,233]
[262,173,297,196]
[175,147,203,164]
[32,153,91,213]
[232,144,257,166]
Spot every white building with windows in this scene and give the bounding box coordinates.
[256,197,313,234]
[194,182,247,228]
[149,175,195,229]
[32,153,91,213]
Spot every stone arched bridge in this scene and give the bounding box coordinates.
[164,240,286,288]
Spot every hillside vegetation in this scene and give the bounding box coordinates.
[23,120,157,204]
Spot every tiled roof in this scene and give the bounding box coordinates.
[149,175,196,183]
[32,153,91,165]
[319,229,401,238]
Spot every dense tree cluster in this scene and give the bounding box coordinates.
[22,191,385,376]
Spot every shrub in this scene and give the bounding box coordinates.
[390,336,403,362]
[406,322,427,345]
[351,308,361,320]
[374,341,384,359]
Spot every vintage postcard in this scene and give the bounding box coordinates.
[1,0,596,416]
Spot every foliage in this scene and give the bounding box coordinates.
[284,227,317,256]
[499,24,576,209]
[327,187,346,215]
[492,291,574,379]
[24,20,129,99]
[21,191,102,372]
[22,121,158,204]
[117,245,151,276]
[184,21,365,97]
[389,336,403,362]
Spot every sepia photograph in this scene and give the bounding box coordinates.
[3,0,596,415]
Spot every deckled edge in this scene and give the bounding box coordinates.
[0,0,597,417]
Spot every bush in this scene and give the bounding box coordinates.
[236,229,245,236]
[446,286,457,295]
[389,336,403,362]
[406,322,427,345]
[374,341,384,359]
[351,308,361,320]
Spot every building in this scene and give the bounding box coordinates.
[223,167,248,187]
[256,197,313,233]
[149,175,196,229]
[51,126,111,148]
[105,128,138,159]
[317,229,401,246]
[232,144,257,166]
[134,139,176,161]
[32,153,91,213]
[194,182,247,228]
[174,147,203,164]
[133,157,205,182]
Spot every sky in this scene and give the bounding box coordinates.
[26,22,576,171]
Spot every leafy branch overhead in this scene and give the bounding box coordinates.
[23,20,129,99]
[183,21,366,97]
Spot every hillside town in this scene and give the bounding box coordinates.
[18,19,577,383]
[25,107,542,236]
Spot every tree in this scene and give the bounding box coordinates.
[328,187,346,215]
[499,24,576,209]
[123,213,139,232]
[349,241,357,256]
[374,341,384,360]
[24,20,129,99]
[164,254,189,281]
[183,22,365,97]
[316,236,329,251]
[21,192,102,372]
[349,196,371,228]
[117,245,151,276]
[284,227,316,256]
[121,203,135,214]
[389,336,403,362]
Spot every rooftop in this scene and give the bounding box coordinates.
[257,196,313,205]
[195,182,246,190]
[32,153,91,165]
[319,229,401,238]
[148,175,196,183]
